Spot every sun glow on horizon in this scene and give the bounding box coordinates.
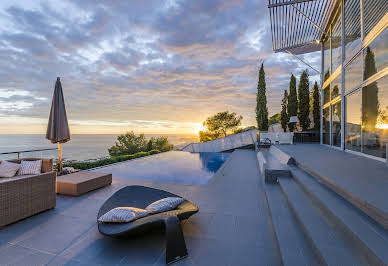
[193,122,206,134]
[376,123,388,130]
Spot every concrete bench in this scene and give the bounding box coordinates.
[56,171,112,196]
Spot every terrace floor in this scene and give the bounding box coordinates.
[0,149,281,265]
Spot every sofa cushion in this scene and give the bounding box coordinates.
[18,160,42,175]
[0,160,21,178]
[145,197,185,214]
[7,158,53,173]
[98,207,150,223]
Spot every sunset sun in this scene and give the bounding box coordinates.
[193,123,205,134]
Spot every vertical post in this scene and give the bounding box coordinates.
[360,0,364,153]
[17,152,20,160]
[320,42,324,145]
[330,105,332,146]
[58,142,62,172]
[341,0,345,150]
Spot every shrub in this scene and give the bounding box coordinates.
[63,150,161,170]
[108,131,173,156]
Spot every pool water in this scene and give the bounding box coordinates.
[91,151,231,184]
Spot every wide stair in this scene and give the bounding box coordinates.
[259,146,388,266]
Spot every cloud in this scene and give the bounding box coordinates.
[0,0,321,133]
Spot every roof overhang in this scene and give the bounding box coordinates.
[268,0,336,55]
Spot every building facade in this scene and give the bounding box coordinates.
[268,0,388,161]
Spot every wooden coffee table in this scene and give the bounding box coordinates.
[56,171,112,196]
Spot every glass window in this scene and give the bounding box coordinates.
[364,27,388,80]
[362,74,388,158]
[323,35,330,82]
[332,101,341,147]
[345,53,362,93]
[346,90,362,152]
[331,5,342,72]
[324,83,330,104]
[363,0,388,37]
[344,0,361,59]
[323,107,331,145]
[331,74,341,100]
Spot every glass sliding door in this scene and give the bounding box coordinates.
[323,107,331,145]
[363,27,388,80]
[320,0,388,160]
[362,75,388,159]
[345,91,362,152]
[332,101,342,147]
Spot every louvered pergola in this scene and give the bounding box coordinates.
[268,0,336,55]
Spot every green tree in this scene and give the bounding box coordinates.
[153,136,173,152]
[199,111,243,142]
[146,139,154,151]
[363,47,379,132]
[109,132,173,156]
[256,63,269,131]
[269,113,280,125]
[298,70,311,131]
[108,131,147,156]
[312,81,321,131]
[280,90,289,132]
[199,130,221,142]
[287,74,298,131]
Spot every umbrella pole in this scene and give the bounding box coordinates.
[58,142,63,172]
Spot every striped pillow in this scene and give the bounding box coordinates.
[0,161,21,178]
[18,160,42,175]
[98,207,150,223]
[146,197,184,214]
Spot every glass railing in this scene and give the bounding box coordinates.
[0,148,58,160]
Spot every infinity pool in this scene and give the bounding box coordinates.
[91,151,231,184]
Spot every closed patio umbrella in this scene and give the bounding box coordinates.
[46,77,70,172]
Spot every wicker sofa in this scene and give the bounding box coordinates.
[0,158,56,228]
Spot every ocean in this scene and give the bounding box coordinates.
[0,134,198,162]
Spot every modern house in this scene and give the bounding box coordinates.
[268,0,388,162]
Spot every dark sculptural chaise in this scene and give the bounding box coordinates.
[97,185,199,264]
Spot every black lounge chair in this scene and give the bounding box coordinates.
[257,137,272,149]
[97,185,199,264]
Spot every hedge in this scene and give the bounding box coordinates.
[63,149,161,170]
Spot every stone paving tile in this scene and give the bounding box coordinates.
[0,209,60,244]
[57,196,106,222]
[59,226,164,265]
[13,214,95,254]
[181,212,214,239]
[46,255,91,266]
[0,243,54,266]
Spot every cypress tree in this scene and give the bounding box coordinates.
[312,81,320,131]
[280,90,289,132]
[362,47,379,131]
[287,74,298,131]
[256,63,269,131]
[298,70,311,131]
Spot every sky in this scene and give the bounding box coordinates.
[0,0,320,135]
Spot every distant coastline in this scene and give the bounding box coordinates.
[0,134,198,162]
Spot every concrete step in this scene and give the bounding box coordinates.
[270,145,295,165]
[265,182,323,266]
[278,177,369,266]
[294,158,388,230]
[257,151,290,183]
[290,166,388,265]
